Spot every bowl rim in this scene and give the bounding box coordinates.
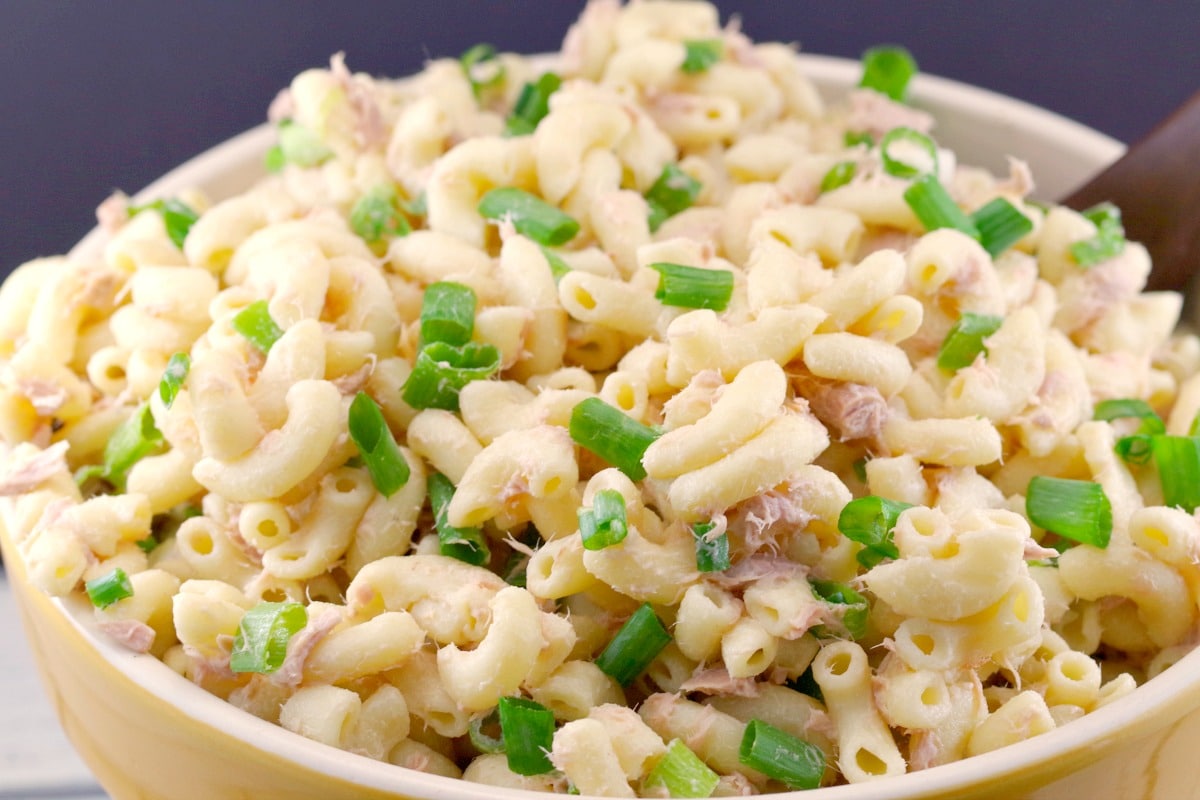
[43,51,1183,800]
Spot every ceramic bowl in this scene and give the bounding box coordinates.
[9,54,1200,800]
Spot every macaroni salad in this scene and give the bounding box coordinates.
[3,1,1199,795]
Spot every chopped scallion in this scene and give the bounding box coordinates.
[85,567,134,609]
[1025,476,1112,548]
[644,739,720,798]
[738,719,825,790]
[231,300,284,354]
[692,521,731,573]
[819,161,857,194]
[478,187,580,246]
[348,392,410,497]
[681,38,723,74]
[568,397,661,481]
[645,164,702,233]
[649,262,734,311]
[903,174,980,238]
[420,281,477,347]
[229,602,308,674]
[843,131,874,148]
[971,197,1034,257]
[401,341,501,412]
[859,45,918,103]
[578,489,629,551]
[460,43,506,99]
[837,495,912,568]
[595,603,672,686]
[264,145,285,173]
[1070,201,1126,267]
[1152,435,1200,513]
[879,126,938,179]
[497,696,556,775]
[428,472,491,566]
[277,119,333,167]
[468,707,506,755]
[936,311,1003,372]
[1094,398,1165,466]
[809,580,869,640]
[505,72,562,136]
[350,187,411,243]
[540,246,572,282]
[158,352,190,410]
[101,403,164,491]
[127,198,199,249]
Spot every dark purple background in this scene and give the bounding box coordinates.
[1,1,1196,275]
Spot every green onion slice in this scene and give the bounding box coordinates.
[1115,434,1156,465]
[231,300,284,354]
[1189,411,1200,437]
[644,739,720,798]
[1025,476,1113,548]
[478,187,580,246]
[837,495,912,568]
[595,603,672,686]
[1152,435,1200,513]
[681,38,723,74]
[101,403,164,491]
[277,119,333,167]
[904,174,980,238]
[844,131,875,148]
[1095,398,1165,465]
[468,707,506,755]
[419,281,477,347]
[859,45,918,103]
[505,72,562,136]
[428,472,491,566]
[350,186,411,243]
[348,392,410,498]
[85,567,134,609]
[568,397,661,481]
[971,197,1034,257]
[809,580,869,640]
[738,719,826,790]
[1070,201,1126,267]
[540,246,572,282]
[879,127,938,179]
[229,602,308,674]
[497,696,556,775]
[649,262,734,311]
[401,342,501,412]
[264,145,286,173]
[937,311,1004,372]
[819,161,857,194]
[645,164,702,233]
[158,352,190,410]
[579,489,629,551]
[692,521,731,573]
[127,198,199,249]
[460,43,506,99]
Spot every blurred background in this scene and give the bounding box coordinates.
[0,1,1197,275]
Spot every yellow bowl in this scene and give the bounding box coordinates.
[8,55,1200,800]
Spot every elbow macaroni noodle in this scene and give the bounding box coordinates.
[3,1,1199,794]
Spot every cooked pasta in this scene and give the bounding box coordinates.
[2,1,1196,795]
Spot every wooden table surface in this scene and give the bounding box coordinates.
[0,572,108,799]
